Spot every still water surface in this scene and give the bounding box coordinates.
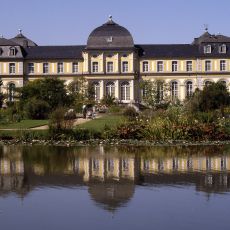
[0,144,230,230]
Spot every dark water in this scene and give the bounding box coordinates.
[0,144,230,230]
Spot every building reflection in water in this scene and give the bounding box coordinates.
[0,145,230,211]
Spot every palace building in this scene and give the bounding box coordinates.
[0,16,230,103]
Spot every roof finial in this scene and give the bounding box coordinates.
[18,29,22,34]
[109,15,112,21]
[204,24,209,32]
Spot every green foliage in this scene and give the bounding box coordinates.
[100,94,116,106]
[24,98,50,119]
[49,107,75,136]
[20,78,73,111]
[123,107,139,121]
[68,78,95,112]
[78,114,124,132]
[0,79,3,108]
[140,80,170,109]
[186,82,230,115]
[1,102,22,123]
[49,107,66,132]
[108,105,122,114]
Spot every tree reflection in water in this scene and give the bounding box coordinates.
[0,144,230,211]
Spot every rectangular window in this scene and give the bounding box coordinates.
[220,60,226,71]
[157,61,163,72]
[57,62,63,73]
[204,45,211,54]
[72,62,78,73]
[28,63,34,74]
[43,63,49,74]
[219,45,227,54]
[92,62,98,73]
[172,61,178,72]
[122,61,128,72]
[9,48,16,56]
[9,63,15,74]
[107,62,113,73]
[143,61,149,72]
[186,61,192,72]
[205,60,211,71]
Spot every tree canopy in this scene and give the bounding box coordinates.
[20,78,73,110]
[187,82,230,115]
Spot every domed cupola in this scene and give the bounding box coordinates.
[10,29,37,47]
[87,16,134,49]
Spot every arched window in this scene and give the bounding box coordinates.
[156,81,164,102]
[171,81,178,100]
[8,83,15,102]
[186,81,193,98]
[92,82,100,101]
[106,82,115,97]
[120,81,130,101]
[204,80,212,87]
[219,80,227,86]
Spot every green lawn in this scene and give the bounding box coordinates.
[77,114,125,132]
[0,120,49,129]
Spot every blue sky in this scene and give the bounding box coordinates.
[1,0,229,45]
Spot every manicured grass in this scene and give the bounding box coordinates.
[0,120,49,129]
[77,114,125,132]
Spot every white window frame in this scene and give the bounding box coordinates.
[157,61,164,72]
[186,81,193,98]
[122,61,129,73]
[107,62,113,73]
[219,44,227,54]
[57,62,64,73]
[106,81,115,97]
[43,62,49,74]
[120,81,130,101]
[172,61,178,72]
[92,62,99,73]
[72,62,79,73]
[204,45,212,54]
[220,60,226,71]
[9,47,17,56]
[186,61,192,72]
[9,63,16,74]
[142,61,149,72]
[205,60,212,71]
[28,63,34,74]
[171,81,178,99]
[93,82,100,101]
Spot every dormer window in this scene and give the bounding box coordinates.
[106,36,113,43]
[204,45,211,54]
[9,47,17,56]
[219,44,227,54]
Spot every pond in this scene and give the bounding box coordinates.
[0,144,230,230]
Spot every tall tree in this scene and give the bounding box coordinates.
[20,78,73,110]
[140,80,170,109]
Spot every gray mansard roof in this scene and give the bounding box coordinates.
[10,32,37,47]
[137,44,199,58]
[193,31,230,44]
[87,17,134,49]
[24,46,85,59]
[0,37,18,46]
